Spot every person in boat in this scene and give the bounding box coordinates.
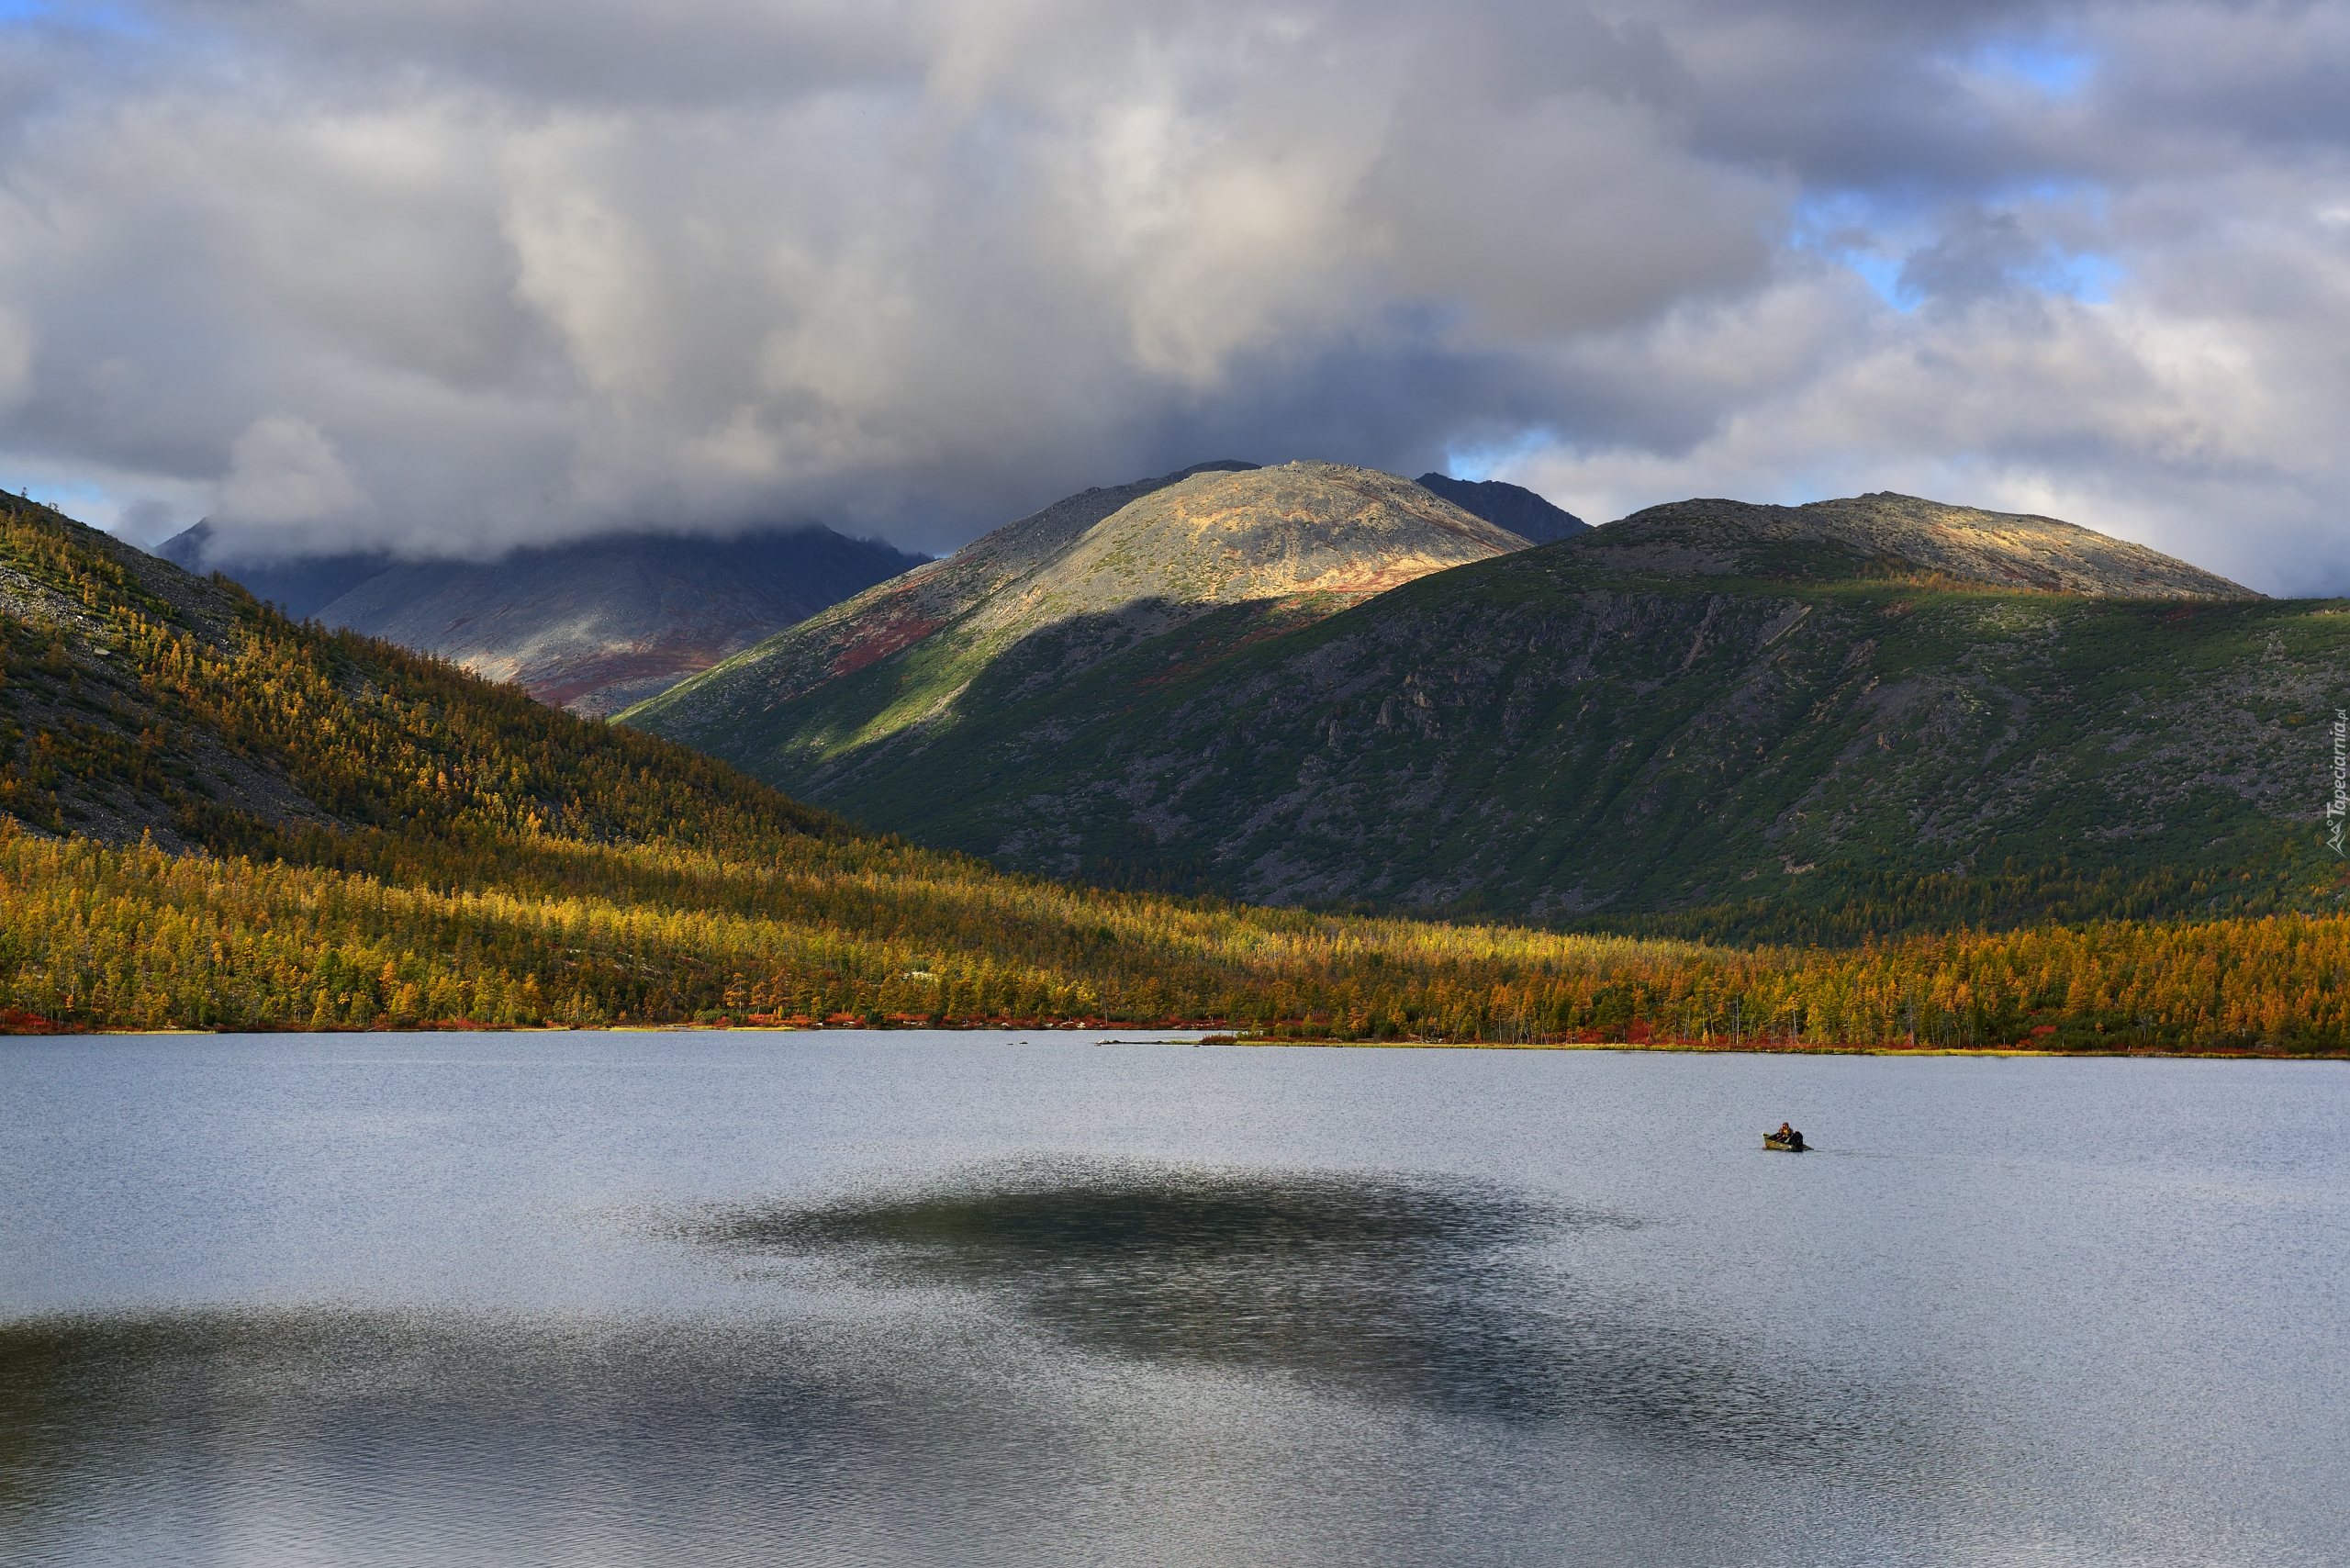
[1772,1122,1806,1150]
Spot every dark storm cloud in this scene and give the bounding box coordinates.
[0,0,2344,593]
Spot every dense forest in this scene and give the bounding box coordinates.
[0,489,2344,1052]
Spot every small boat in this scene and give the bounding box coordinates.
[1762,1127,1808,1152]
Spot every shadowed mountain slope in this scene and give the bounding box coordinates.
[622,461,1529,776]
[632,490,2333,940]
[313,529,926,716]
[1415,474,1589,543]
[155,521,390,619]
[159,522,927,717]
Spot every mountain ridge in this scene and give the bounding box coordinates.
[154,521,390,618]
[660,459,1262,714]
[624,460,1528,760]
[1583,492,2256,599]
[623,481,2335,939]
[312,528,927,716]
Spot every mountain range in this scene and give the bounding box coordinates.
[3,485,2344,1047]
[158,521,926,715]
[625,471,2347,939]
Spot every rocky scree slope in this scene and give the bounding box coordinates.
[621,461,1528,778]
[1,498,350,848]
[677,491,2337,940]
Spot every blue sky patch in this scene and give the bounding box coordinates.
[1847,252,1917,311]
[1444,428,1555,484]
[1789,194,1922,311]
[0,2,160,37]
[2037,251,2124,304]
[1972,38,2097,96]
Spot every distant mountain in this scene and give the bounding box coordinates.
[632,488,2335,940]
[155,523,928,716]
[1415,474,1588,543]
[621,460,1532,779]
[312,529,928,716]
[1578,493,2251,597]
[155,521,390,619]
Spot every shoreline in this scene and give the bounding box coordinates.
[1225,1036,2347,1060]
[15,1024,2344,1059]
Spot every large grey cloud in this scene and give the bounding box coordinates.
[0,0,2344,593]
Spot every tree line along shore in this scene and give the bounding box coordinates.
[4,831,2344,1052]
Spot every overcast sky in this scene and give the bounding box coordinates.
[1,0,2344,592]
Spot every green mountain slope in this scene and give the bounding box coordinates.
[637,488,2342,940]
[623,461,1529,786]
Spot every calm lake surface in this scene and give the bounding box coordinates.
[2,1032,2344,1567]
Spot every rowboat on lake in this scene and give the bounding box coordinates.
[1763,1126,1808,1152]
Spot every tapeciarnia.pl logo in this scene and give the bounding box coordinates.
[2329,708,2347,857]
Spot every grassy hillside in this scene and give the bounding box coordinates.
[2,488,2344,1052]
[623,463,1526,780]
[672,510,2347,943]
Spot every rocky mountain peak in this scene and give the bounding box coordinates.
[1009,461,1528,629]
[621,458,1528,762]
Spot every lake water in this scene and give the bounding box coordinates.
[2,1033,2344,1567]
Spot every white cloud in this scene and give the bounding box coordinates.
[215,416,368,542]
[0,0,2343,591]
[0,307,29,412]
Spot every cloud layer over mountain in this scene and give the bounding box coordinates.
[1,0,2345,592]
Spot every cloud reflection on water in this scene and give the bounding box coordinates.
[691,1159,1894,1457]
[0,1162,1944,1566]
